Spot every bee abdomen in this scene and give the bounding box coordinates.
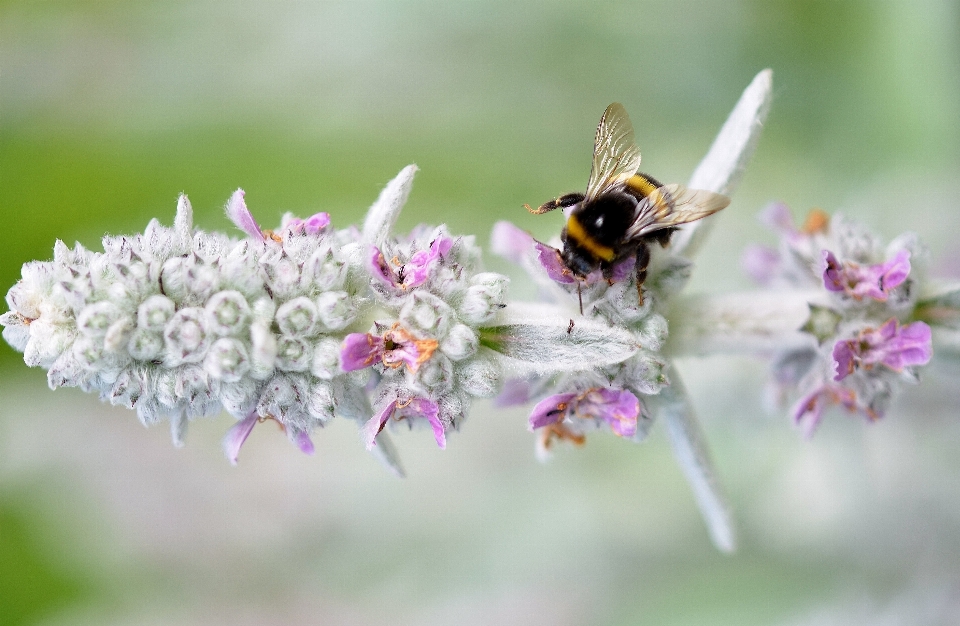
[625,172,665,200]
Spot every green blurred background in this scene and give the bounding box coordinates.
[2,1,960,624]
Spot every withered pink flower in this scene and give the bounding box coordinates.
[528,387,640,438]
[362,397,445,450]
[340,323,438,374]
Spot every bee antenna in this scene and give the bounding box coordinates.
[577,281,583,315]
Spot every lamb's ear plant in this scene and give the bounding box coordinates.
[5,69,954,553]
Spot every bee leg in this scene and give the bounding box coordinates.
[634,244,650,307]
[599,262,615,286]
[524,192,585,215]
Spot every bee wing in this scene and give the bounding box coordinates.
[585,103,642,201]
[625,184,730,239]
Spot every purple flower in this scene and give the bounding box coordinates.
[493,378,533,408]
[286,212,331,235]
[222,412,315,465]
[340,323,439,374]
[370,236,453,290]
[608,256,636,282]
[225,189,264,242]
[491,221,534,264]
[223,413,259,465]
[822,249,911,302]
[759,203,829,242]
[534,242,634,286]
[362,397,445,450]
[741,244,781,286]
[528,387,640,438]
[535,243,576,284]
[832,319,933,381]
[759,202,797,236]
[792,384,859,438]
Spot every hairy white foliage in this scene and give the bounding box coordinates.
[673,68,773,258]
[482,304,640,374]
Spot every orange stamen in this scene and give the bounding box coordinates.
[801,209,829,234]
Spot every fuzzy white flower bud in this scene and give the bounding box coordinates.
[176,364,219,418]
[257,373,304,422]
[306,247,348,291]
[307,381,336,422]
[138,295,176,332]
[77,301,123,336]
[276,336,312,372]
[219,378,260,417]
[108,366,148,409]
[104,317,135,353]
[457,354,501,397]
[205,337,251,382]
[152,367,178,410]
[47,351,83,389]
[164,308,212,366]
[0,312,30,353]
[310,337,342,380]
[400,291,453,339]
[72,336,108,370]
[159,257,191,302]
[128,329,164,361]
[276,296,318,337]
[418,352,454,392]
[262,253,301,300]
[206,291,251,336]
[315,291,356,331]
[458,273,508,325]
[440,324,478,361]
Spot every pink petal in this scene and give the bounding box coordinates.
[528,393,577,430]
[608,256,636,283]
[742,244,781,285]
[403,236,453,288]
[832,340,857,381]
[222,413,259,465]
[577,388,639,438]
[304,212,331,234]
[403,398,444,449]
[340,333,385,371]
[494,378,532,407]
[370,246,399,287]
[362,401,397,450]
[535,243,576,284]
[292,429,315,456]
[225,189,264,241]
[878,249,911,292]
[877,321,932,371]
[822,250,846,293]
[759,202,796,235]
[491,221,534,264]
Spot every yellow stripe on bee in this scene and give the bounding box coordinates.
[626,174,660,199]
[565,215,616,261]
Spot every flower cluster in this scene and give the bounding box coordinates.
[741,203,938,436]
[0,163,522,472]
[338,168,511,456]
[0,189,370,455]
[9,69,881,555]
[490,218,670,455]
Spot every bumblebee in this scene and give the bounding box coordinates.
[526,103,730,306]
